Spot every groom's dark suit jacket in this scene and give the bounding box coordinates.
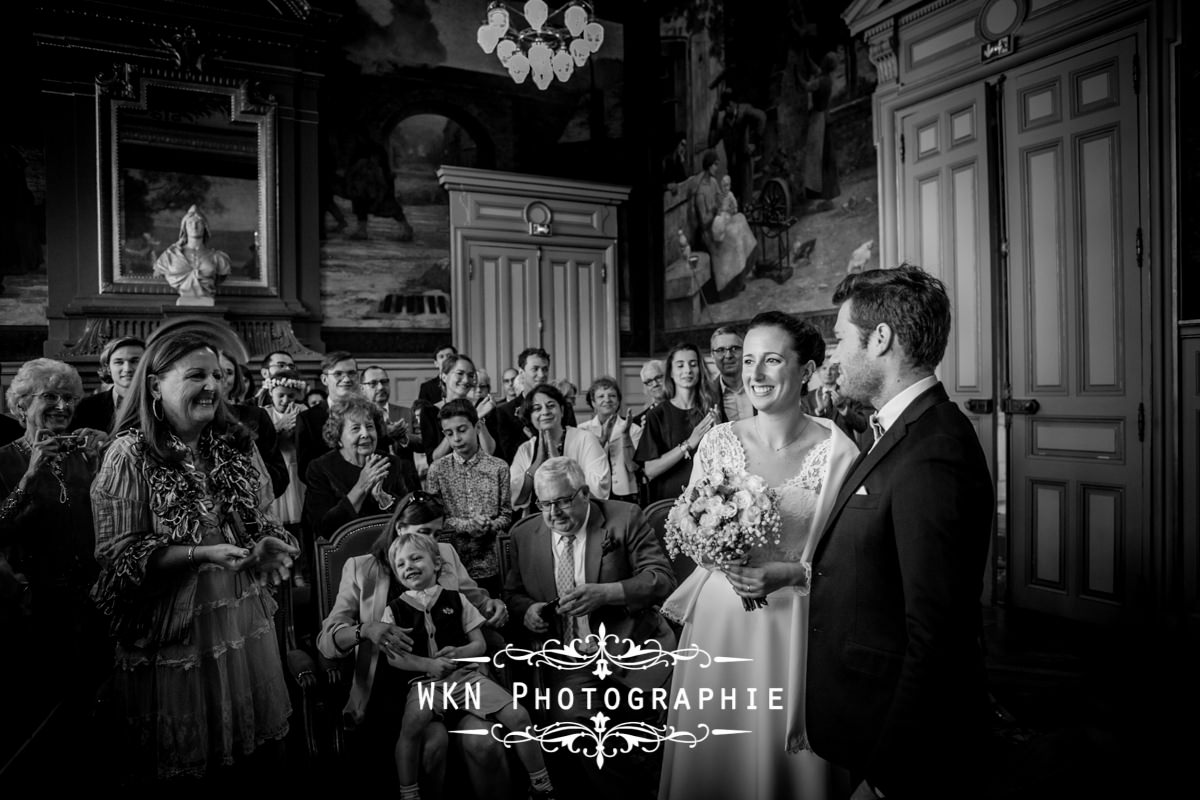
[806,383,994,798]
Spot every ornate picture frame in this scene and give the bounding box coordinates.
[95,63,277,295]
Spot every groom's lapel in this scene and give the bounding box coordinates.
[823,384,948,532]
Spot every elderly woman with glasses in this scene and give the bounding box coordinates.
[578,376,640,503]
[317,492,511,799]
[303,394,420,541]
[509,383,610,516]
[0,359,108,649]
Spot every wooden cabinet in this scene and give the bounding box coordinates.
[438,167,629,398]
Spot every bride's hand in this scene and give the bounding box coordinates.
[724,560,805,597]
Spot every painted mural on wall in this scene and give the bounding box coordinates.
[659,0,878,333]
[0,143,47,326]
[319,0,625,332]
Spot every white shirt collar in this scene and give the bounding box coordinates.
[874,375,939,434]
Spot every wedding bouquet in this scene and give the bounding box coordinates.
[663,465,782,611]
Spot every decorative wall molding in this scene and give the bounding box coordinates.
[865,19,899,85]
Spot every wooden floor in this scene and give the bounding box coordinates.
[3,606,1195,797]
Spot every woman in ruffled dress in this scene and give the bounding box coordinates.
[91,328,299,783]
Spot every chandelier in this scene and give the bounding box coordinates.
[477,1,605,90]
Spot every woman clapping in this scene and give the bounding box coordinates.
[509,383,609,515]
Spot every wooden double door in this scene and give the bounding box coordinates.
[460,239,618,404]
[894,31,1148,623]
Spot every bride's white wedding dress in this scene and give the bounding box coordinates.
[658,419,859,800]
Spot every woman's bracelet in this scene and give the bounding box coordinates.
[187,544,198,568]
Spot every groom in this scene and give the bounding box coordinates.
[806,265,995,799]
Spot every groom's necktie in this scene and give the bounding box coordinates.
[556,534,577,643]
[869,413,886,449]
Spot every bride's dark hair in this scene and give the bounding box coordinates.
[747,310,825,395]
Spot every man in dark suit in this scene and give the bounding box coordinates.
[296,350,360,482]
[361,364,415,468]
[495,346,578,460]
[806,265,995,800]
[504,456,677,800]
[416,343,458,405]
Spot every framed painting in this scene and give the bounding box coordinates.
[96,65,277,295]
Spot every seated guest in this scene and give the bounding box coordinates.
[305,386,327,410]
[262,369,307,534]
[297,351,362,482]
[253,350,297,407]
[413,354,499,468]
[317,491,511,799]
[425,399,512,597]
[218,350,289,500]
[92,329,298,783]
[509,383,610,516]
[382,532,558,800]
[0,359,109,678]
[500,367,520,403]
[361,365,416,465]
[471,368,494,406]
[634,342,720,503]
[417,343,458,405]
[503,457,677,800]
[71,336,144,434]
[577,376,639,503]
[304,394,419,540]
[801,361,873,450]
[628,358,667,430]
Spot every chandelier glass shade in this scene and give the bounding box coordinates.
[477,1,605,90]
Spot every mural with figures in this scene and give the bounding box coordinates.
[1,143,47,327]
[319,0,624,333]
[659,0,877,333]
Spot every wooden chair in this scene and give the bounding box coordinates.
[285,513,391,759]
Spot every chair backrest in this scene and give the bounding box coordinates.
[314,513,391,621]
[643,497,696,583]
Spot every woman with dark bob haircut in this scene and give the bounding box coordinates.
[509,382,610,514]
[316,490,512,797]
[302,394,419,540]
[91,328,299,783]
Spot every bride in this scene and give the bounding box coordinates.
[658,310,860,800]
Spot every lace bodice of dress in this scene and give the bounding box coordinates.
[696,422,832,563]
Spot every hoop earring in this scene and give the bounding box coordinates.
[152,396,164,421]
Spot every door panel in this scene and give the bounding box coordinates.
[897,83,997,475]
[1003,35,1144,623]
[466,243,539,384]
[542,245,617,401]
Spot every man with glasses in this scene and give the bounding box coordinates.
[628,359,666,428]
[503,456,678,800]
[253,350,297,406]
[361,365,415,466]
[297,351,363,482]
[710,325,753,422]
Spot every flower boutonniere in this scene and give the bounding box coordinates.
[600,531,618,556]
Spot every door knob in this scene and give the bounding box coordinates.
[1002,398,1040,415]
[964,398,995,414]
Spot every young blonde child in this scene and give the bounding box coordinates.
[382,533,557,800]
[263,370,306,527]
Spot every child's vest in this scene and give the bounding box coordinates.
[385,589,471,684]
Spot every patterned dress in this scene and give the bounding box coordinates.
[91,432,292,780]
[658,421,858,800]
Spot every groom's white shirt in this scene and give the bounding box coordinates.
[873,375,939,437]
